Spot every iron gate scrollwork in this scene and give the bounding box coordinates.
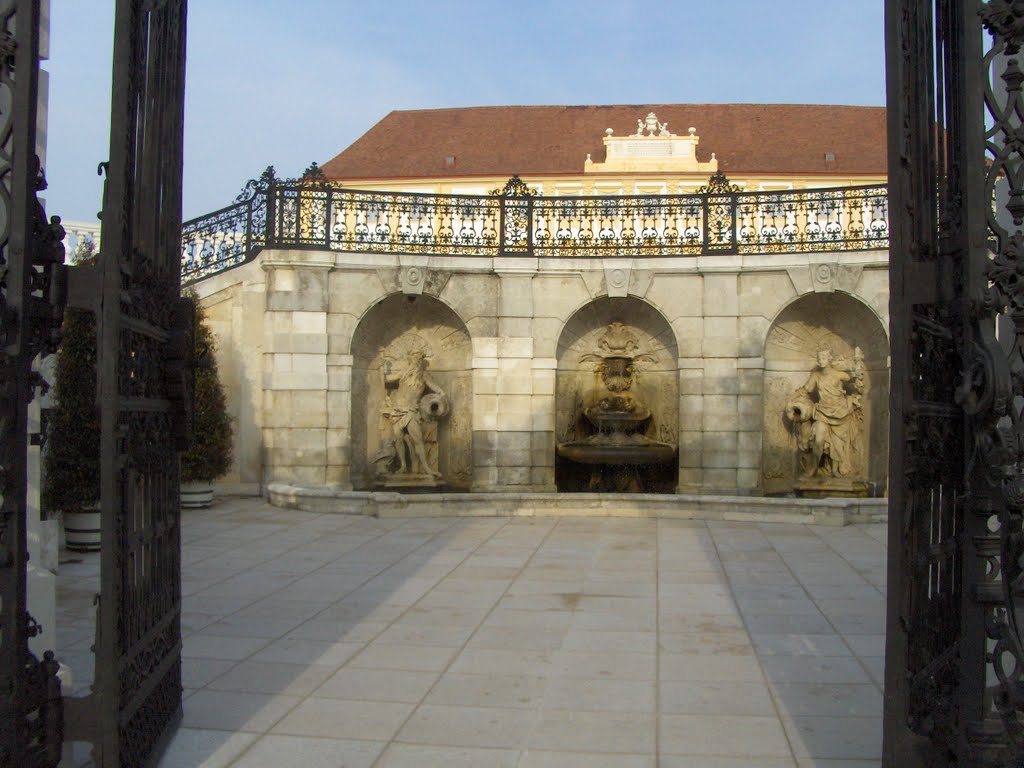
[886,1,1024,764]
[62,1,191,766]
[0,1,67,765]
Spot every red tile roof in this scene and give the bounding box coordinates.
[321,104,887,181]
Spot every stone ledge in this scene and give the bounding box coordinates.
[266,483,887,527]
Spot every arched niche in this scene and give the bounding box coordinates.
[554,297,679,492]
[349,294,473,490]
[762,292,889,496]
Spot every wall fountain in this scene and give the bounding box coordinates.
[557,321,676,492]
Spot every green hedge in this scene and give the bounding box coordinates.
[42,306,99,514]
[180,300,233,484]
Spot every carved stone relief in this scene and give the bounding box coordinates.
[400,265,426,295]
[605,267,630,298]
[443,374,473,487]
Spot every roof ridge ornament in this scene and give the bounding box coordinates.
[696,172,742,194]
[634,112,674,137]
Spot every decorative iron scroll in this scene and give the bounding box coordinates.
[178,178,890,284]
[274,185,504,256]
[0,1,65,766]
[979,0,1024,758]
[886,1,1024,765]
[180,167,271,284]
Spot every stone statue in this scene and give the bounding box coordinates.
[785,347,865,479]
[373,349,449,478]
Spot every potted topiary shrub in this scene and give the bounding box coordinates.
[179,298,233,507]
[43,239,100,551]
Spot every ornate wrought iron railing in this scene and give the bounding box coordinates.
[274,184,504,256]
[180,174,270,283]
[180,174,890,284]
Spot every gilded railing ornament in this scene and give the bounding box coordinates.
[234,165,276,203]
[492,174,536,197]
[696,172,742,195]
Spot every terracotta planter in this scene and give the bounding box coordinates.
[63,507,101,552]
[181,482,214,508]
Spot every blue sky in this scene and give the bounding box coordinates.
[44,1,885,223]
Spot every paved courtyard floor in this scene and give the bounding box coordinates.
[56,496,887,767]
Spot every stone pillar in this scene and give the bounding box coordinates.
[263,261,330,486]
[737,357,765,493]
[530,357,557,491]
[701,273,740,492]
[678,358,703,493]
[736,303,771,494]
[494,335,533,490]
[326,353,353,488]
[668,279,706,494]
[483,265,542,491]
[236,273,266,489]
[471,336,499,490]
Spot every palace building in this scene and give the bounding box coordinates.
[182,103,890,514]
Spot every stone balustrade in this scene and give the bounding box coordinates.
[60,221,101,261]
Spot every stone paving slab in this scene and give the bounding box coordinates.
[55,495,886,767]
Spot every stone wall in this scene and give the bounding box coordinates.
[190,247,890,496]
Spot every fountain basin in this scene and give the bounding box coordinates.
[557,440,676,465]
[583,407,651,434]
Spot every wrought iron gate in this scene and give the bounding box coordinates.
[0,1,67,765]
[63,1,191,766]
[885,1,1024,764]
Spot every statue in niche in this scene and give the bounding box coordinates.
[785,347,866,480]
[372,349,450,480]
